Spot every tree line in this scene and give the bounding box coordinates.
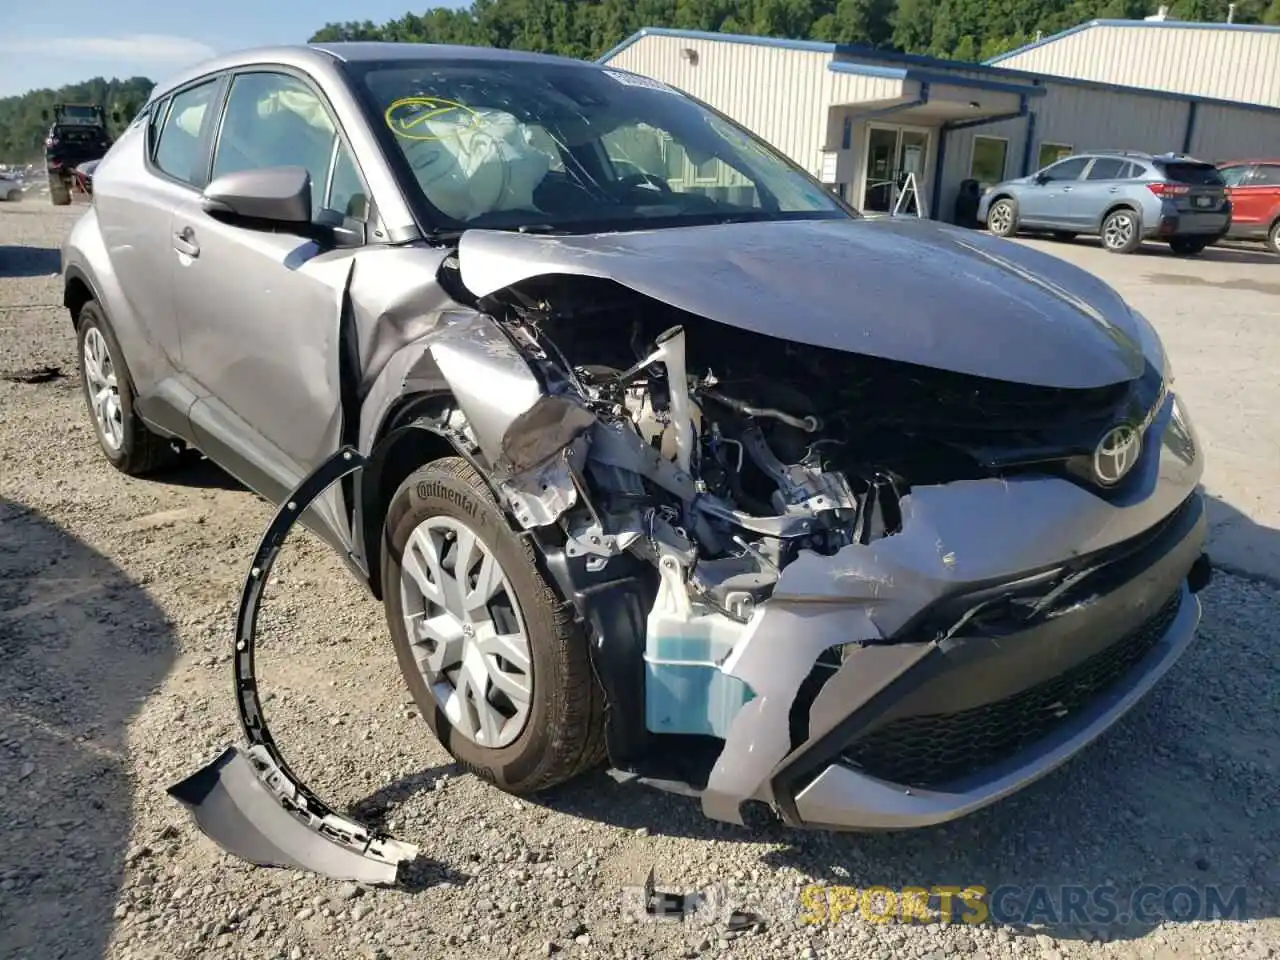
[0,78,153,164]
[310,0,1280,65]
[4,0,1277,163]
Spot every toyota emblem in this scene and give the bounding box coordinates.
[1093,423,1142,486]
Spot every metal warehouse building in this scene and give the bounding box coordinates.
[599,21,1280,224]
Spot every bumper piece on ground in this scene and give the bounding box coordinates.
[167,446,420,884]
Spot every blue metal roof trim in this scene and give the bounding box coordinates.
[599,27,1280,118]
[827,61,909,80]
[987,18,1280,65]
[828,61,1047,97]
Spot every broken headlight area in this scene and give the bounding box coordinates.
[474,277,1160,783]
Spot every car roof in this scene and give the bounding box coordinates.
[148,42,599,102]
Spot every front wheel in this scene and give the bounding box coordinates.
[1268,220,1280,257]
[382,456,605,794]
[1101,209,1142,254]
[986,198,1018,238]
[1169,237,1208,256]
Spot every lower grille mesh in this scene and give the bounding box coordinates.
[840,592,1183,789]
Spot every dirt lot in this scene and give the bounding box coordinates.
[2,202,1278,960]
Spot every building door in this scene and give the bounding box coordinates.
[861,123,931,214]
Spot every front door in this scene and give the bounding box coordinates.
[1019,155,1089,227]
[861,124,931,214]
[170,68,373,549]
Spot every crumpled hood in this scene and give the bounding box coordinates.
[456,217,1150,390]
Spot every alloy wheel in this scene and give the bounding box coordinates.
[989,201,1013,235]
[1103,214,1135,250]
[83,326,124,452]
[398,515,533,749]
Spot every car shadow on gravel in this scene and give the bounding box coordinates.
[0,497,177,960]
[158,453,246,491]
[0,245,61,278]
[1049,235,1278,265]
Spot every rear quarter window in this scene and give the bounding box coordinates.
[1157,162,1225,186]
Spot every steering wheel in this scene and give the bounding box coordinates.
[616,171,674,195]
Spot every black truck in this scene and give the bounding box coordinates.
[43,103,115,206]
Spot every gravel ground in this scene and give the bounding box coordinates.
[2,202,1278,960]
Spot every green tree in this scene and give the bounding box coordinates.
[0,77,153,164]
[306,0,1265,66]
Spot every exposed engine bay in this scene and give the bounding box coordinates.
[475,272,1143,617]
[432,270,1162,763]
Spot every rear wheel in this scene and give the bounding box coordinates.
[1268,220,1280,257]
[382,456,606,794]
[76,302,178,476]
[1101,209,1142,254]
[49,174,71,206]
[1169,237,1208,256]
[986,198,1017,238]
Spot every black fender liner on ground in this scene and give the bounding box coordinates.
[167,446,420,884]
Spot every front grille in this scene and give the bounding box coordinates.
[839,592,1182,789]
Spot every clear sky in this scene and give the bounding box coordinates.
[0,1,468,97]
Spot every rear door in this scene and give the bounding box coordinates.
[1071,156,1128,230]
[94,75,223,435]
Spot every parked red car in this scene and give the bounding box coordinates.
[1218,160,1280,255]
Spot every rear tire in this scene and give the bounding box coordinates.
[1101,209,1142,254]
[986,198,1018,238]
[49,176,71,206]
[76,301,178,476]
[382,456,606,795]
[1268,220,1280,257]
[1169,237,1208,256]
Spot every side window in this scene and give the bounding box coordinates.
[326,141,370,221]
[153,80,219,184]
[1086,158,1126,180]
[1041,157,1088,182]
[211,71,341,219]
[1218,164,1252,186]
[1251,165,1280,186]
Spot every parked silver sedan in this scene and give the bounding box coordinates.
[63,42,1210,872]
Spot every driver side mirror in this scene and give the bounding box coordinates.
[202,165,312,225]
[1033,172,1051,185]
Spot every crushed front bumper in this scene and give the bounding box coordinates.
[698,392,1208,829]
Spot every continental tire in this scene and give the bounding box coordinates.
[381,456,606,794]
[76,301,178,476]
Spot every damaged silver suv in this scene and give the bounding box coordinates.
[64,43,1211,841]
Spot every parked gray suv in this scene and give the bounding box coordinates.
[977,151,1231,255]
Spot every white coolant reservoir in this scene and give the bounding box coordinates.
[644,555,753,738]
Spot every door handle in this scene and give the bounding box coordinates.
[1108,187,1120,193]
[1062,186,1073,192]
[173,226,200,258]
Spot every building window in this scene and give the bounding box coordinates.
[969,136,1008,188]
[694,156,718,182]
[841,116,852,150]
[1037,142,1073,168]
